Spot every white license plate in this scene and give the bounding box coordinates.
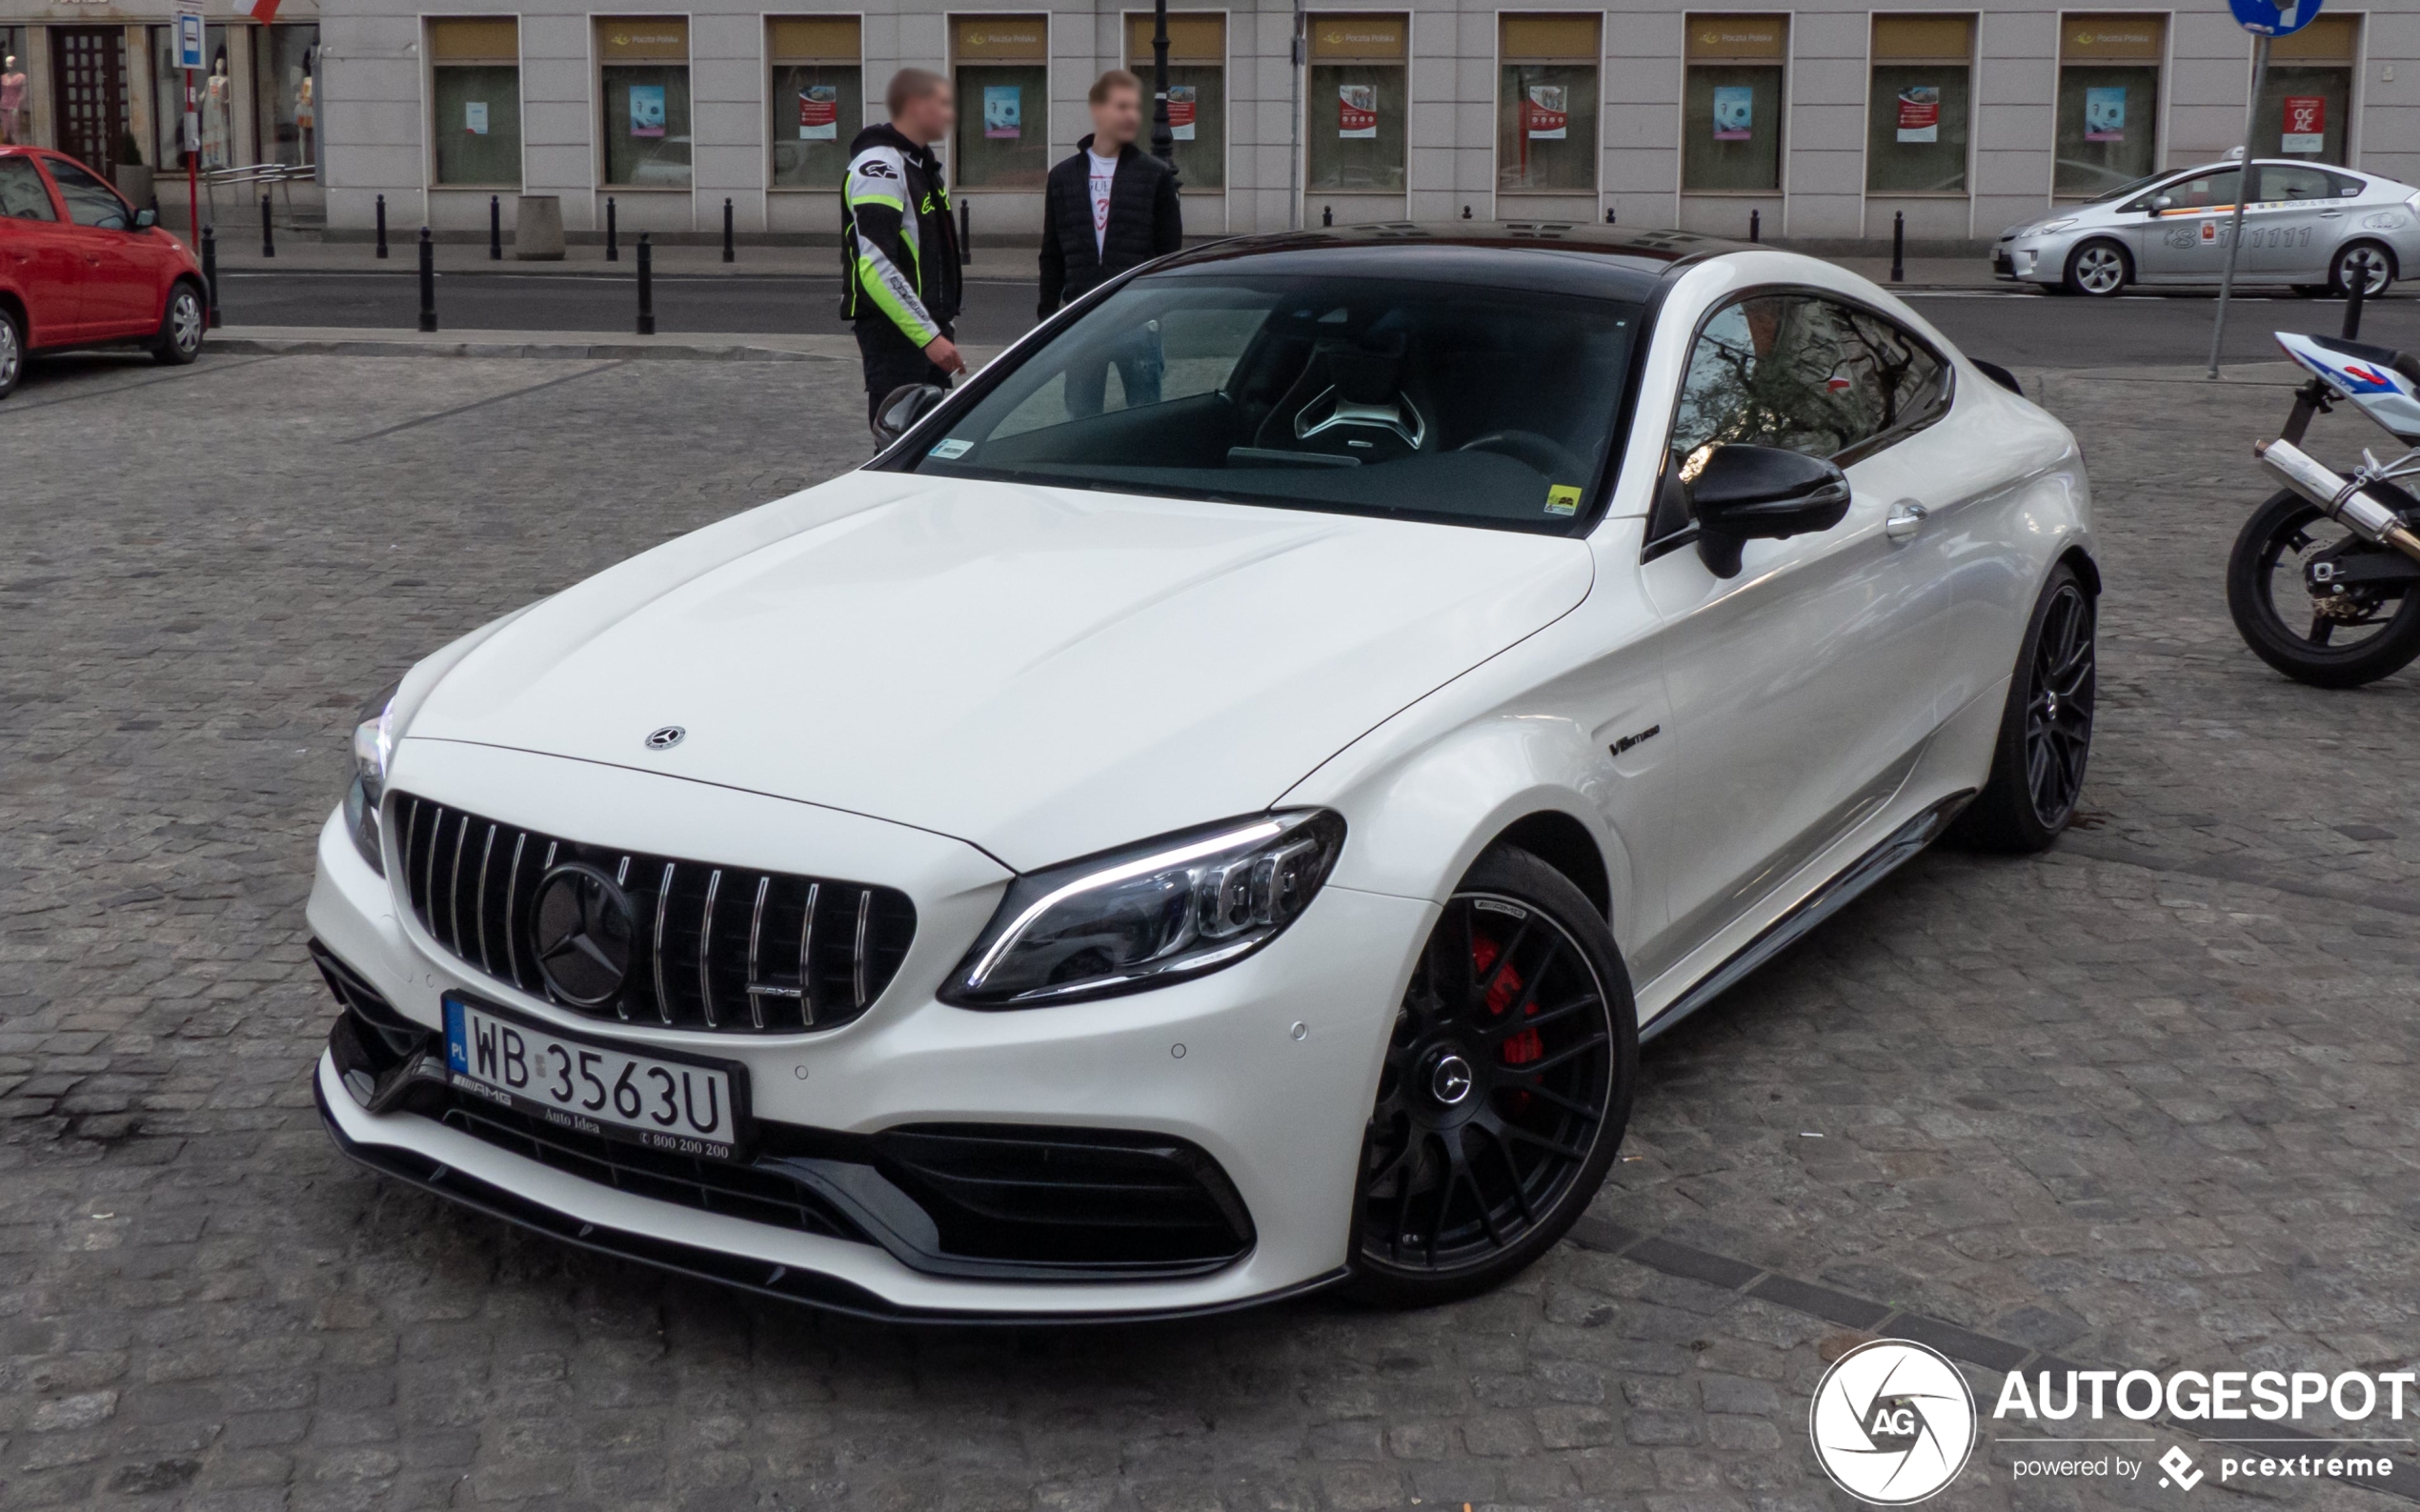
[443,997,746,1161]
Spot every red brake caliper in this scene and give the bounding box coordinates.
[1472,934,1543,1069]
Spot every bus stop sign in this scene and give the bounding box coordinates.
[175,10,205,70]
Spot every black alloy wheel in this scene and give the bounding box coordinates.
[2226,487,2420,687]
[1349,845,1635,1305]
[1957,563,2098,852]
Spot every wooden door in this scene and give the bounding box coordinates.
[49,28,127,180]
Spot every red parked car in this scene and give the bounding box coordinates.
[0,145,208,400]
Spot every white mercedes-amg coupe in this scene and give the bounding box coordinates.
[310,225,2097,1320]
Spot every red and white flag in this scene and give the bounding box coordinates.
[237,0,284,24]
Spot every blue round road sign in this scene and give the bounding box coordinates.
[2230,0,2323,37]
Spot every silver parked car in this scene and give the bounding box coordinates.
[1995,158,2420,298]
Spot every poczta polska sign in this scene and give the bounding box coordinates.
[1809,1340,2410,1502]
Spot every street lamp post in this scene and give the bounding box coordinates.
[1150,0,1178,182]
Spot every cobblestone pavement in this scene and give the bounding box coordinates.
[2,344,2417,1512]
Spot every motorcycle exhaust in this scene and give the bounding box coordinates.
[2253,437,2420,565]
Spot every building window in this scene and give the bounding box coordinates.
[598,16,690,189]
[768,15,860,190]
[1867,15,1970,195]
[1498,13,1598,193]
[145,21,230,170]
[428,18,520,187]
[1306,11,1406,194]
[2055,13,2162,197]
[1125,11,1224,192]
[953,15,1048,190]
[258,23,319,171]
[1684,13,1785,192]
[2253,14,2357,165]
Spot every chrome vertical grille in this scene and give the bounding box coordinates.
[389,792,917,1035]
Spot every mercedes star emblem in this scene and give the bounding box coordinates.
[1430,1053,1475,1106]
[528,862,636,1007]
[645,725,686,751]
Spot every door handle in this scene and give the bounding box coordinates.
[1885,501,1929,542]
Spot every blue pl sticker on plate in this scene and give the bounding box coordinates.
[929,438,975,459]
[444,998,471,1073]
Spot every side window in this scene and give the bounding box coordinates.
[45,159,130,230]
[1670,294,1877,467]
[2261,164,2333,201]
[1834,306,1950,451]
[2161,168,2242,210]
[0,158,57,220]
[2328,171,2369,198]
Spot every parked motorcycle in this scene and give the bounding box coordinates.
[2228,271,2420,687]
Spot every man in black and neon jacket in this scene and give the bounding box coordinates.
[840,71,965,434]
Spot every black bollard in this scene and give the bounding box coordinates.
[200,223,221,329]
[375,194,389,259]
[636,232,655,336]
[261,192,275,258]
[1322,205,1333,227]
[958,197,971,265]
[1749,209,1760,244]
[417,227,437,333]
[1891,211,1905,284]
[722,197,735,263]
[2343,252,2372,340]
[1462,205,1471,219]
[490,194,502,259]
[606,196,618,262]
[1604,207,1616,224]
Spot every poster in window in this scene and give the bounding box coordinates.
[1339,83,1377,138]
[798,84,837,140]
[2282,94,2325,154]
[2084,86,2126,142]
[464,100,489,135]
[1524,84,1567,140]
[1166,84,1196,141]
[983,84,1020,139]
[1894,84,1940,144]
[628,83,667,138]
[1711,85,1753,140]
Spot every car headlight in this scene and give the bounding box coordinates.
[941,811,1346,1007]
[341,682,399,876]
[2029,218,2077,236]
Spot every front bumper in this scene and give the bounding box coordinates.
[306,744,1434,1318]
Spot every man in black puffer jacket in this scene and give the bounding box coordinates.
[1039,70,1182,415]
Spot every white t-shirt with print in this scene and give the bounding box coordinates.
[1088,151,1119,255]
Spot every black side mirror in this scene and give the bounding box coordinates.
[872,383,947,449]
[1688,444,1853,578]
[132,207,158,231]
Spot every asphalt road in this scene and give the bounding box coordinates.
[216,268,2420,367]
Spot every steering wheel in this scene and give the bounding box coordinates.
[1456,429,1590,480]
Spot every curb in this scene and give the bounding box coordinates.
[209,335,848,363]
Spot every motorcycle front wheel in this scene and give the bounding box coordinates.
[2226,488,2420,687]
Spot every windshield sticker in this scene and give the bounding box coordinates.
[929,438,975,459]
[1545,485,1582,515]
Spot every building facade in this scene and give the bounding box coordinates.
[4,1,2416,246]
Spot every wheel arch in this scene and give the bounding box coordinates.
[2058,544,2102,598]
[1482,810,1611,921]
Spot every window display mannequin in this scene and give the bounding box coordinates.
[203,50,232,171]
[0,56,27,148]
[294,47,314,166]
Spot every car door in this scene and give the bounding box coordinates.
[2244,162,2337,279]
[1640,292,1956,966]
[2134,165,2244,283]
[42,155,153,336]
[0,153,85,345]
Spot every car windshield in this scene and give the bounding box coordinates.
[903,272,1642,533]
[2080,169,2177,205]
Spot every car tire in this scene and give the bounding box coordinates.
[1954,563,2096,854]
[1345,843,1638,1308]
[152,280,205,367]
[2328,241,2396,299]
[0,306,22,401]
[2062,239,2131,297]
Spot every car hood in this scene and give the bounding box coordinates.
[403,473,1594,870]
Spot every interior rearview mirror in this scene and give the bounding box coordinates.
[132,207,158,230]
[1686,444,1854,578]
[872,383,948,449]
